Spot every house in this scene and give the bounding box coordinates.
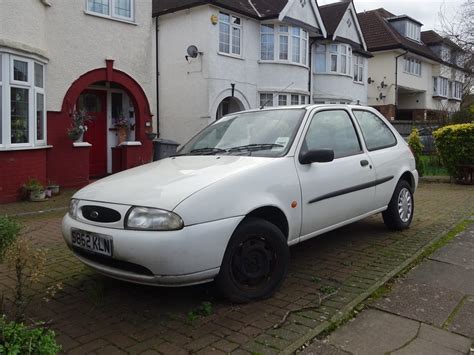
[153,0,327,144]
[0,0,156,203]
[313,0,372,105]
[358,8,467,121]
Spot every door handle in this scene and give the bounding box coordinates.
[360,160,369,167]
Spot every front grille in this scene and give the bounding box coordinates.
[81,205,122,223]
[73,248,154,276]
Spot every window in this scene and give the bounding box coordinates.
[260,24,274,60]
[0,54,46,149]
[453,81,462,100]
[353,55,364,83]
[220,13,241,56]
[303,110,362,159]
[405,21,421,41]
[404,57,421,76]
[278,95,287,106]
[315,43,352,75]
[353,110,397,151]
[260,93,274,108]
[433,76,448,97]
[291,95,299,105]
[86,0,134,21]
[260,24,308,65]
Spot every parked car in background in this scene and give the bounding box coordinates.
[62,105,418,303]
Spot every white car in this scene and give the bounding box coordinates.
[62,105,418,302]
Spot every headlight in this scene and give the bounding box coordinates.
[125,207,184,231]
[69,199,80,219]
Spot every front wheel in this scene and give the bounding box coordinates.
[216,217,289,303]
[383,180,414,230]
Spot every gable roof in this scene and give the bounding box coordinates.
[357,8,439,61]
[319,1,350,36]
[153,0,289,20]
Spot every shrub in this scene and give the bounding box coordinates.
[433,123,474,178]
[0,217,21,263]
[451,106,474,124]
[0,315,61,354]
[407,128,425,177]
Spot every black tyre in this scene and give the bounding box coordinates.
[383,180,414,230]
[216,217,289,303]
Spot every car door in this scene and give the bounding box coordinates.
[352,109,401,209]
[295,109,376,240]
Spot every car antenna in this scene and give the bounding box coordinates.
[260,82,295,109]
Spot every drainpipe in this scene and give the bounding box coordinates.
[155,17,160,137]
[395,50,408,119]
[308,38,318,104]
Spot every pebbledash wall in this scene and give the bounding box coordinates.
[0,0,156,203]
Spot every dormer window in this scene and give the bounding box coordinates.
[387,16,422,42]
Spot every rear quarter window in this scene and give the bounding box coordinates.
[352,110,397,151]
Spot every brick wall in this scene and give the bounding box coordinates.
[0,149,48,203]
[373,104,396,120]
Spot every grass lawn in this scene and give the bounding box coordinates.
[420,155,448,176]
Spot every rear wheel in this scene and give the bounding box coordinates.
[383,180,414,230]
[216,217,289,303]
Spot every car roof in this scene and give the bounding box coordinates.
[233,104,377,115]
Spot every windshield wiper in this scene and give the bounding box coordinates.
[189,147,227,155]
[227,144,284,153]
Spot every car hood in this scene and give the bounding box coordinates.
[73,156,274,210]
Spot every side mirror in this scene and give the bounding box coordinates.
[299,149,335,165]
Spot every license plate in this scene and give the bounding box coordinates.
[71,228,113,257]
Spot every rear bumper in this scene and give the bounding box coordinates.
[62,214,243,286]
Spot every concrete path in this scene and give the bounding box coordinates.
[303,223,474,355]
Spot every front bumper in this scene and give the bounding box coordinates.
[62,214,243,286]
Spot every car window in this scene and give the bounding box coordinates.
[352,110,397,151]
[302,110,362,159]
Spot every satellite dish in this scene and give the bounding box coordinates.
[187,45,199,58]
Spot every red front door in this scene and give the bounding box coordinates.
[79,90,108,178]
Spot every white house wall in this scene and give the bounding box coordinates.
[334,9,361,44]
[312,72,368,104]
[367,51,397,106]
[158,6,212,144]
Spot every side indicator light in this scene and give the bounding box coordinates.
[291,201,298,208]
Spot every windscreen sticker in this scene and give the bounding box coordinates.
[274,137,290,149]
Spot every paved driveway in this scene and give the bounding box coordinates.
[0,183,473,354]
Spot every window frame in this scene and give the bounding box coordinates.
[301,108,364,160]
[1,53,47,150]
[86,0,135,23]
[433,76,449,98]
[260,24,308,66]
[261,92,309,107]
[352,109,398,152]
[314,43,352,76]
[219,12,242,57]
[353,55,364,83]
[403,56,422,76]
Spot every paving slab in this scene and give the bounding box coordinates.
[407,259,474,295]
[391,338,464,355]
[449,296,474,338]
[417,323,471,353]
[301,340,351,355]
[430,228,474,269]
[373,280,464,326]
[328,309,419,355]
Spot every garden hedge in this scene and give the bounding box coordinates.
[433,123,474,178]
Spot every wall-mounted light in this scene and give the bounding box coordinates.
[211,14,218,25]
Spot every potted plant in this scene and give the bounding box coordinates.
[23,178,46,202]
[67,110,93,142]
[47,182,60,196]
[113,114,130,145]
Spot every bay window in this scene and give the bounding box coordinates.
[86,0,134,22]
[260,24,308,65]
[219,12,241,56]
[353,55,364,83]
[0,53,46,149]
[452,81,462,100]
[314,43,353,76]
[433,76,448,97]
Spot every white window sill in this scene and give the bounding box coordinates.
[403,71,422,77]
[217,52,244,60]
[433,94,448,99]
[313,71,353,79]
[0,145,53,152]
[119,141,142,146]
[84,10,137,26]
[259,60,309,70]
[73,142,92,148]
[353,81,365,86]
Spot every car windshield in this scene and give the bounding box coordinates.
[177,109,306,157]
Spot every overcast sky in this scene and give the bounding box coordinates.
[317,0,464,31]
